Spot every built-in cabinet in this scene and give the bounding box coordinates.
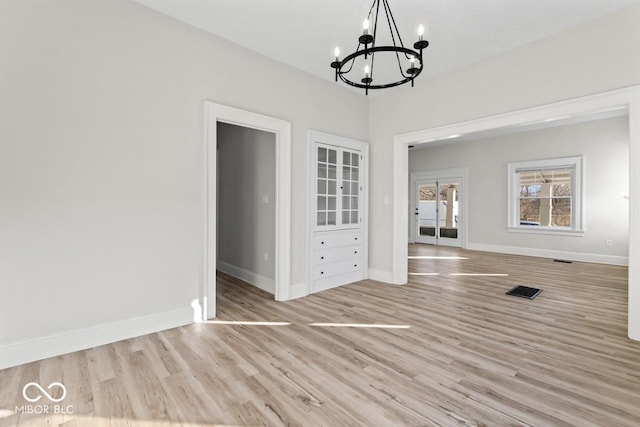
[308,131,368,294]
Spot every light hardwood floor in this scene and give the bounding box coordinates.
[1,245,639,426]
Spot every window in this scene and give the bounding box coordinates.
[507,156,584,235]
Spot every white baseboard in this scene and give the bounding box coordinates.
[217,260,275,294]
[466,243,629,266]
[289,282,309,300]
[368,268,394,283]
[0,308,193,371]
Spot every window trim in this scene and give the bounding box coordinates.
[507,156,585,236]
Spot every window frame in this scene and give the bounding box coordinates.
[507,156,585,236]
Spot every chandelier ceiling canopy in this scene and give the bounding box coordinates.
[330,0,429,95]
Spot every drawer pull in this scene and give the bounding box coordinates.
[354,264,358,267]
[354,251,358,254]
[320,256,324,260]
[320,271,324,275]
[321,241,325,245]
[354,237,358,241]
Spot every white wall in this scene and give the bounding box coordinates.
[2,0,639,368]
[0,0,367,368]
[217,123,276,292]
[409,116,630,263]
[368,3,640,275]
[370,3,640,341]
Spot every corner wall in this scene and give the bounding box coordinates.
[0,0,368,368]
[369,3,640,341]
[368,3,640,274]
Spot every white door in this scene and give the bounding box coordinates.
[414,178,462,247]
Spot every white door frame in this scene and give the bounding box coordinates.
[410,167,468,247]
[203,102,291,320]
[392,84,640,341]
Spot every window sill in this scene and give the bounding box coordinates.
[507,227,585,237]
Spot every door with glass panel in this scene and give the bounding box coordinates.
[414,178,462,247]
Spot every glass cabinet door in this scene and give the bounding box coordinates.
[341,149,360,226]
[315,145,361,230]
[316,146,338,227]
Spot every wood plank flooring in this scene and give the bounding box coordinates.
[1,245,639,426]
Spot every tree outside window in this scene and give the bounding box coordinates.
[508,157,584,234]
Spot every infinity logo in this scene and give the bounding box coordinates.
[22,382,67,403]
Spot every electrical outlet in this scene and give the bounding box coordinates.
[263,252,269,262]
[262,194,269,204]
[606,240,613,247]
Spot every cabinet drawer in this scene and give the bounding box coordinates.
[313,269,365,293]
[314,231,362,250]
[314,244,361,265]
[313,259,363,280]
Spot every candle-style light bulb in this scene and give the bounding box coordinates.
[334,46,340,61]
[417,24,424,41]
[364,64,370,77]
[363,18,370,35]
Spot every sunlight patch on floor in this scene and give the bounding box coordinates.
[449,273,509,276]
[309,323,411,329]
[204,320,291,326]
[407,256,468,260]
[204,321,411,329]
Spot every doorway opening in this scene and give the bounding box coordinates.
[392,85,640,340]
[203,102,292,321]
[216,122,276,294]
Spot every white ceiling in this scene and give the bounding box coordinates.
[134,0,639,89]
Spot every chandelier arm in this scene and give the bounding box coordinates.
[370,49,377,80]
[336,46,423,90]
[341,42,363,74]
[398,59,411,79]
[338,70,422,90]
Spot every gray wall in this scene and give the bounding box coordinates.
[217,123,276,291]
[409,116,630,260]
[367,3,640,274]
[0,0,368,350]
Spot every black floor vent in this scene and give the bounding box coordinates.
[553,259,573,263]
[506,285,542,299]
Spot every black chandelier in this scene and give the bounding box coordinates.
[330,0,429,95]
